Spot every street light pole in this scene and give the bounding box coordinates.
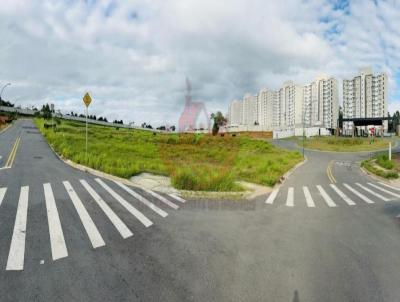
[0,83,11,101]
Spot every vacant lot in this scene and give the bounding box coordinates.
[36,119,302,191]
[300,136,393,152]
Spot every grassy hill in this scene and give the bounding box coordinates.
[36,119,302,191]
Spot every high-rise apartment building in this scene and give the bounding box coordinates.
[275,81,303,129]
[257,89,274,128]
[343,67,388,131]
[242,93,258,126]
[228,100,243,125]
[303,76,338,129]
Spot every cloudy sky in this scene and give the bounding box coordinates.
[0,0,399,125]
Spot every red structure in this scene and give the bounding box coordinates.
[178,78,210,132]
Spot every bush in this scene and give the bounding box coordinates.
[376,154,395,170]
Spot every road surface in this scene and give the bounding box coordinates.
[1,120,400,301]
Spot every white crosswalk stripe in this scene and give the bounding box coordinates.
[95,178,153,227]
[356,183,390,202]
[44,183,68,261]
[302,186,315,207]
[6,186,29,271]
[0,187,7,206]
[343,183,374,204]
[330,184,356,206]
[63,181,105,249]
[378,182,400,192]
[168,193,186,203]
[368,183,400,199]
[316,185,337,207]
[143,189,179,210]
[266,188,280,204]
[286,187,294,207]
[80,180,133,239]
[114,181,168,218]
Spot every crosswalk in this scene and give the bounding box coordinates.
[0,178,185,271]
[265,182,400,208]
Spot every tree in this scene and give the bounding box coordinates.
[210,111,227,136]
[41,104,52,119]
[338,106,343,128]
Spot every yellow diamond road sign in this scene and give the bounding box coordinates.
[83,92,92,107]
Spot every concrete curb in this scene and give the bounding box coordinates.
[298,141,398,154]
[0,123,12,135]
[276,156,308,188]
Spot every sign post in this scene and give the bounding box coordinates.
[389,142,392,161]
[83,92,92,162]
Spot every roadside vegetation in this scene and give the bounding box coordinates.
[300,136,393,152]
[35,118,302,191]
[361,153,399,179]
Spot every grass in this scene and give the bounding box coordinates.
[300,136,393,152]
[361,158,399,179]
[35,118,302,191]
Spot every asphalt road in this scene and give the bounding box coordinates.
[1,120,400,302]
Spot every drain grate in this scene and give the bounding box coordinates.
[33,156,43,159]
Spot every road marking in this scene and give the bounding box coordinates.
[286,187,294,207]
[378,182,400,192]
[316,185,337,207]
[0,187,7,206]
[43,183,68,261]
[266,188,280,204]
[114,181,168,218]
[5,136,21,168]
[326,161,337,183]
[63,181,105,249]
[356,183,390,202]
[330,184,356,206]
[302,186,315,207]
[168,193,186,203]
[367,183,400,199]
[6,186,29,271]
[343,183,374,204]
[143,189,179,210]
[80,180,133,239]
[95,178,153,227]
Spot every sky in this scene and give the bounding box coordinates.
[0,0,400,126]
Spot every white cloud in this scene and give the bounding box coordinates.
[0,0,399,126]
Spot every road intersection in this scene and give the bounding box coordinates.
[1,120,400,301]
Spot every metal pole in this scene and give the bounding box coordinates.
[86,106,88,162]
[389,142,392,161]
[0,83,11,101]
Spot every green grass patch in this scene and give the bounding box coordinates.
[300,136,393,152]
[361,157,399,179]
[35,118,302,191]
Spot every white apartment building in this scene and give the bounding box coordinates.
[257,88,274,128]
[242,93,258,126]
[275,81,303,129]
[228,100,243,125]
[303,76,338,129]
[343,67,388,131]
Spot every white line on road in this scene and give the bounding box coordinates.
[6,186,29,271]
[266,188,280,204]
[330,184,356,206]
[80,180,133,239]
[302,186,315,207]
[43,183,68,261]
[368,183,400,198]
[356,183,390,202]
[95,178,153,227]
[378,182,400,192]
[63,181,105,249]
[286,187,294,207]
[343,183,374,204]
[0,187,7,206]
[317,185,337,207]
[114,181,168,218]
[168,193,186,203]
[143,189,179,210]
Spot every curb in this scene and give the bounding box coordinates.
[298,141,398,154]
[0,123,12,135]
[275,156,308,189]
